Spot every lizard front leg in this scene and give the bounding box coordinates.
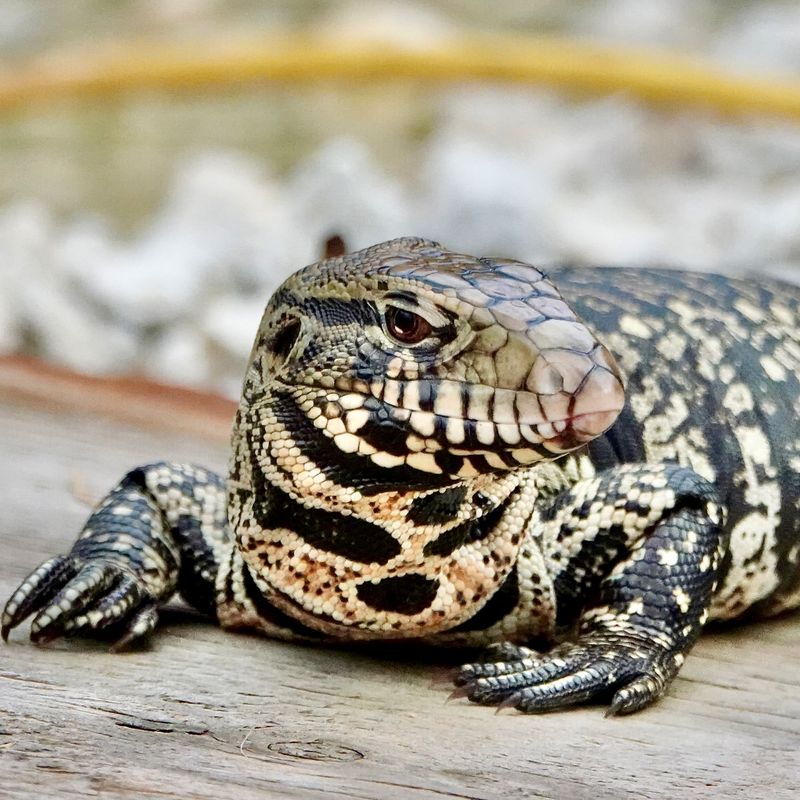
[456,463,727,714]
[2,462,231,648]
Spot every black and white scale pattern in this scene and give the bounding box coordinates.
[3,237,799,715]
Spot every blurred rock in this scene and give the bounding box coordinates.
[147,324,210,388]
[201,294,266,361]
[573,0,709,50]
[19,274,139,375]
[286,138,412,259]
[81,152,297,327]
[0,284,19,352]
[0,202,137,371]
[712,2,800,76]
[317,0,456,48]
[417,132,549,259]
[0,0,38,52]
[0,202,49,352]
[2,83,800,390]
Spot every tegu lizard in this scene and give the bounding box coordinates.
[4,237,800,715]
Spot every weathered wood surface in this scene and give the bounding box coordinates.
[1,365,799,800]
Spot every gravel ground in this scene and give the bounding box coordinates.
[1,1,799,395]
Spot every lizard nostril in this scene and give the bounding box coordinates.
[526,358,564,395]
[527,350,595,397]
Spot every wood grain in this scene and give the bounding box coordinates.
[0,392,798,799]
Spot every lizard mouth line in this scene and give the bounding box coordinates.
[287,380,622,439]
[438,409,621,452]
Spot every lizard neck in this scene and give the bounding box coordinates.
[227,390,532,639]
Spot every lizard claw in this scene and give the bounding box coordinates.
[62,574,144,637]
[29,562,120,643]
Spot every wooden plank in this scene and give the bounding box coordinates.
[0,355,236,441]
[1,396,799,800]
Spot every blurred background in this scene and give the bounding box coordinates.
[1,0,799,397]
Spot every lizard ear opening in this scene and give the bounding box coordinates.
[270,317,302,362]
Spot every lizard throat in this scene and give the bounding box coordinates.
[234,469,533,639]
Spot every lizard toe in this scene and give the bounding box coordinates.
[1,555,79,642]
[62,574,145,637]
[456,638,677,714]
[29,562,120,644]
[109,604,159,652]
[455,654,545,687]
[606,673,673,716]
[478,641,539,663]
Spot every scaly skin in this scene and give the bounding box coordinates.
[3,237,799,715]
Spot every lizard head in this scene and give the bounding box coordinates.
[246,237,624,483]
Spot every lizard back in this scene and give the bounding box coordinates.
[552,266,800,619]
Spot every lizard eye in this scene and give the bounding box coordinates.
[384,306,433,345]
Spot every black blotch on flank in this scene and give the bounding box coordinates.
[407,486,468,526]
[473,492,494,512]
[422,501,507,558]
[357,574,439,615]
[451,569,520,632]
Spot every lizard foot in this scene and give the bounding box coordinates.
[454,637,679,715]
[2,555,157,649]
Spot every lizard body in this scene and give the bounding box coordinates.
[3,237,799,714]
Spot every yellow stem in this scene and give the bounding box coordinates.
[0,35,798,121]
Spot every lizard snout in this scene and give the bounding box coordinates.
[525,343,625,450]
